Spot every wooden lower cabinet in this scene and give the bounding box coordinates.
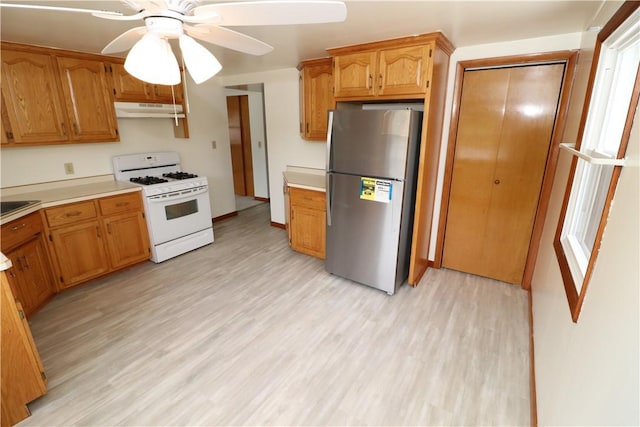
[1,212,55,317]
[49,220,110,288]
[101,211,150,269]
[1,270,47,427]
[288,187,326,259]
[4,236,55,316]
[43,192,150,290]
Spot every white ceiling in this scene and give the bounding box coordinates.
[0,0,616,76]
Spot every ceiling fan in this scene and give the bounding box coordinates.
[1,0,347,84]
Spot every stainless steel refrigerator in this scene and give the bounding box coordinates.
[325,109,423,295]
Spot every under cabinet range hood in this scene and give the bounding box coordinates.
[114,102,185,119]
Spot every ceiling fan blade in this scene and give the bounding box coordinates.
[102,27,147,54]
[193,0,347,26]
[92,10,147,21]
[0,3,123,17]
[185,25,273,56]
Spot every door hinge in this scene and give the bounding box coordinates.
[18,309,25,319]
[41,371,47,381]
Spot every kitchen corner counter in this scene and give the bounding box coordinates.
[1,180,141,225]
[283,166,325,192]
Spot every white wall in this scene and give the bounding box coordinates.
[224,88,269,199]
[530,11,640,425]
[220,68,326,224]
[0,75,237,219]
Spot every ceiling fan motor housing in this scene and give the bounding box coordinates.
[145,16,184,38]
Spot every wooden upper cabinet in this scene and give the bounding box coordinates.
[110,62,150,101]
[110,62,183,104]
[333,51,377,98]
[56,57,118,142]
[298,57,335,141]
[328,33,454,101]
[378,44,430,96]
[0,49,69,144]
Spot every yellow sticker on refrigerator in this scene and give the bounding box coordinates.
[360,177,392,203]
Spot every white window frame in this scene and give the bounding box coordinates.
[554,3,640,322]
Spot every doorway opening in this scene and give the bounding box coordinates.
[224,84,270,213]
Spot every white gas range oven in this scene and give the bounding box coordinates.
[113,152,214,263]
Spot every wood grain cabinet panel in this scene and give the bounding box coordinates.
[56,57,118,142]
[43,192,150,290]
[0,49,69,144]
[110,62,183,104]
[49,219,111,288]
[101,211,150,269]
[1,211,56,317]
[333,51,378,98]
[1,272,47,427]
[378,45,430,96]
[298,58,335,141]
[4,237,55,317]
[288,187,326,259]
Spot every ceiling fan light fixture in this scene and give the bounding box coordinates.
[125,32,181,85]
[179,34,222,84]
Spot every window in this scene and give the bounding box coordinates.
[554,2,640,322]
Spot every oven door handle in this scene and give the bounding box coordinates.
[147,186,208,202]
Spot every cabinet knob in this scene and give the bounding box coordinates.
[494,179,501,185]
[378,74,383,89]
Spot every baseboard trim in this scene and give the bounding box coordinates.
[270,221,285,229]
[529,290,538,427]
[213,211,238,222]
[254,196,270,202]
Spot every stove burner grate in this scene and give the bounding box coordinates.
[130,176,169,185]
[163,171,198,180]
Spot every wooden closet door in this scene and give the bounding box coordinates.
[442,64,564,284]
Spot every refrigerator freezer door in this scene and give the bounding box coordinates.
[328,110,421,180]
[326,172,405,294]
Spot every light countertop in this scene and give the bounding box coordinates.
[1,180,141,225]
[283,166,325,192]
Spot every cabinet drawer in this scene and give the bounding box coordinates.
[98,192,142,216]
[1,212,43,252]
[44,201,97,228]
[289,187,326,211]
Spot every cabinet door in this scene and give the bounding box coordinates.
[289,188,326,259]
[152,83,183,104]
[378,45,430,97]
[302,60,334,140]
[0,49,69,144]
[56,57,118,142]
[102,211,150,269]
[333,51,377,98]
[1,272,47,427]
[49,221,110,288]
[110,62,151,101]
[5,237,55,317]
[291,205,326,259]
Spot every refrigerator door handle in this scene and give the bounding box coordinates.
[326,111,334,170]
[326,173,333,226]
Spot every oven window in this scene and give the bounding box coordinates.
[165,199,198,220]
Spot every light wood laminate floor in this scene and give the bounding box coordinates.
[19,203,530,426]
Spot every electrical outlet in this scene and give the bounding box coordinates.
[211,140,217,149]
[64,162,74,175]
